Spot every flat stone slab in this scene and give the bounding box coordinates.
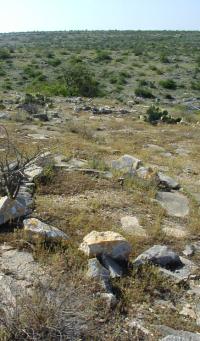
[120,216,147,237]
[156,191,189,217]
[0,245,48,315]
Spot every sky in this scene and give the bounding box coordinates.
[0,0,199,33]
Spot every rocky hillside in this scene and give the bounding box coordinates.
[0,90,199,340]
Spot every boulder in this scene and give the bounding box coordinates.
[23,218,68,240]
[120,216,147,237]
[111,154,142,172]
[157,172,180,190]
[79,231,131,261]
[133,245,183,270]
[156,191,189,218]
[0,196,28,225]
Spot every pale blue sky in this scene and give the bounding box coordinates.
[0,0,199,33]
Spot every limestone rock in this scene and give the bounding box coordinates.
[157,172,180,190]
[163,227,188,239]
[136,166,155,180]
[156,191,189,218]
[160,331,200,341]
[183,244,195,257]
[79,231,131,261]
[133,245,182,270]
[24,164,43,180]
[87,258,111,292]
[23,218,68,239]
[111,154,142,172]
[0,112,10,120]
[120,215,147,237]
[0,196,27,225]
[0,245,46,314]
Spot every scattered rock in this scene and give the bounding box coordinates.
[133,245,183,270]
[183,244,195,257]
[159,256,198,282]
[0,244,47,316]
[24,164,43,181]
[111,154,142,172]
[136,166,155,180]
[79,231,131,261]
[32,113,49,121]
[27,133,49,140]
[87,258,112,292]
[160,331,200,341]
[120,215,147,237]
[100,254,123,278]
[0,196,28,225]
[163,227,188,239]
[100,292,117,308]
[145,144,165,152]
[0,112,10,120]
[156,191,189,217]
[128,319,153,337]
[180,303,196,319]
[23,218,68,240]
[157,172,180,190]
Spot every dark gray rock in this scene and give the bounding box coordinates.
[100,255,123,278]
[33,113,49,121]
[159,256,198,282]
[133,245,183,270]
[157,172,180,190]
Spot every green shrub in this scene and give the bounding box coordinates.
[191,81,200,91]
[145,105,181,124]
[48,58,61,67]
[135,87,154,98]
[159,79,177,90]
[95,50,112,62]
[160,53,170,63]
[64,62,100,97]
[0,48,11,60]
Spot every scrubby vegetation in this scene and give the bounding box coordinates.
[0,31,200,341]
